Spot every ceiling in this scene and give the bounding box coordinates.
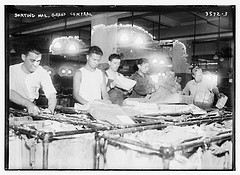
[5,5,235,56]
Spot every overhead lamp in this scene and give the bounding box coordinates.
[159,60,165,65]
[49,36,85,56]
[213,54,219,60]
[134,37,144,45]
[68,44,77,51]
[58,63,79,77]
[61,69,66,74]
[53,41,61,49]
[120,33,130,43]
[10,48,16,53]
[92,23,153,47]
[67,69,72,75]
[152,58,158,64]
[213,50,221,60]
[220,57,225,62]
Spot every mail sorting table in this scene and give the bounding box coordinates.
[7,108,117,169]
[7,107,182,169]
[94,109,233,169]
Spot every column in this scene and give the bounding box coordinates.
[91,14,118,63]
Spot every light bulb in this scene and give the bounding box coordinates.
[135,37,143,45]
[61,69,66,74]
[68,44,77,51]
[159,60,165,65]
[152,58,158,64]
[120,33,129,42]
[54,41,61,49]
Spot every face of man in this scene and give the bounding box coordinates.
[109,58,120,72]
[87,53,101,69]
[177,77,182,83]
[138,63,149,74]
[22,51,42,73]
[194,69,203,83]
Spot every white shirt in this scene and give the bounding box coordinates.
[183,78,215,104]
[78,67,103,101]
[10,63,56,102]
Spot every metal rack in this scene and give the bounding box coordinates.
[94,110,233,169]
[95,130,232,169]
[8,107,233,169]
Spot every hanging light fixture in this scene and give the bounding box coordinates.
[213,54,219,60]
[10,48,16,53]
[49,36,85,56]
[49,16,85,56]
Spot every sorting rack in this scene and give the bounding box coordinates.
[94,110,233,169]
[8,107,233,169]
[8,108,115,169]
[95,130,232,169]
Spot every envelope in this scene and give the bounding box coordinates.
[115,76,136,91]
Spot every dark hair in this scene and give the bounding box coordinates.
[191,66,201,75]
[136,58,148,65]
[87,46,103,56]
[108,53,121,61]
[22,41,42,55]
[177,75,182,78]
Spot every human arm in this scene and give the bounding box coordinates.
[10,89,40,116]
[40,69,57,113]
[46,93,57,113]
[182,82,190,95]
[212,86,225,98]
[73,70,88,104]
[106,78,116,91]
[101,72,110,100]
[209,141,231,155]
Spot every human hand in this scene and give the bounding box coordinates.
[110,81,117,88]
[151,87,156,93]
[26,102,40,116]
[127,88,133,93]
[145,94,151,99]
[209,144,228,155]
[42,108,53,114]
[217,93,225,98]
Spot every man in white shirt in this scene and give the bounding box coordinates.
[10,42,57,115]
[73,46,110,104]
[183,66,224,108]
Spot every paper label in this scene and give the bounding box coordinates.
[216,96,228,109]
[115,115,135,124]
